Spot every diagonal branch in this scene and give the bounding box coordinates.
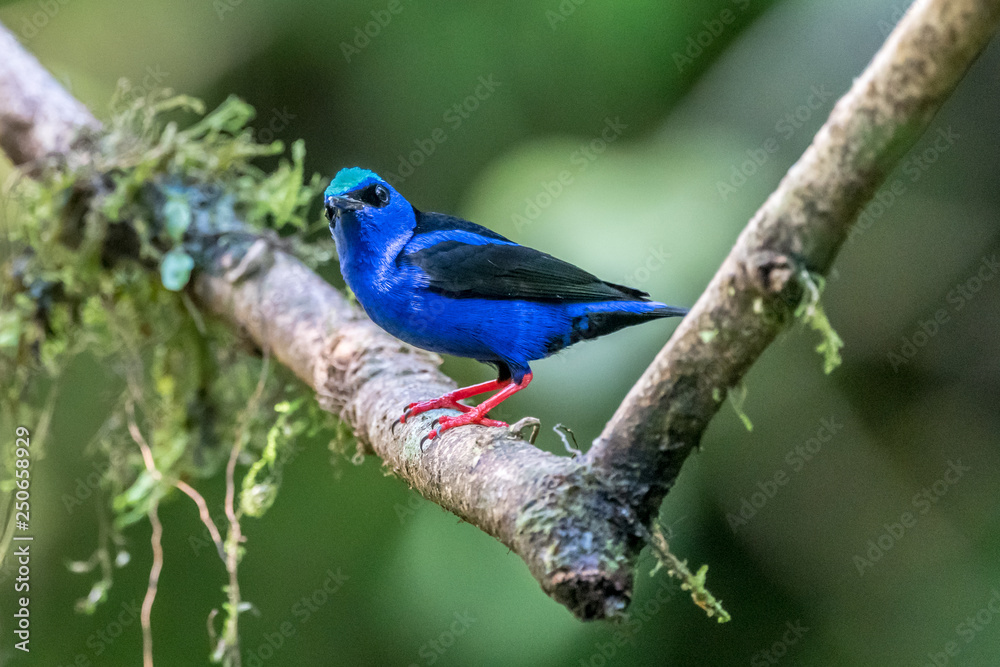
[193,248,636,618]
[0,28,99,167]
[584,0,1000,516]
[1,0,998,621]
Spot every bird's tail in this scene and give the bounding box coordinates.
[649,303,689,318]
[560,300,688,348]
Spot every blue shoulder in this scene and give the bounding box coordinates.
[403,209,517,253]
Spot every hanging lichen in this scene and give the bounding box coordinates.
[795,270,844,375]
[0,85,341,666]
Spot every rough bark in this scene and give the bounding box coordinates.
[585,0,1000,519]
[193,248,639,618]
[1,0,997,619]
[0,27,100,168]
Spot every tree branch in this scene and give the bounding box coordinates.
[585,0,1000,520]
[0,27,99,167]
[193,248,638,618]
[1,0,997,620]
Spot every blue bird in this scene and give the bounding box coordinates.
[324,167,687,440]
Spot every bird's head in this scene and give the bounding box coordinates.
[324,168,412,241]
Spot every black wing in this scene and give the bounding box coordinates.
[401,238,651,303]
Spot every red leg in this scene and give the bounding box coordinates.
[426,373,533,440]
[401,378,508,423]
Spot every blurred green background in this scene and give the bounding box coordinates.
[2,0,1000,664]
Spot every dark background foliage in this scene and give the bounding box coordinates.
[1,0,999,664]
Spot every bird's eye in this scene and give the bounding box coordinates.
[355,183,391,208]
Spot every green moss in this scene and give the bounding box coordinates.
[649,523,730,623]
[795,270,844,374]
[513,480,631,617]
[0,87,342,645]
[241,397,338,517]
[727,381,753,432]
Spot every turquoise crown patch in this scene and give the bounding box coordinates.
[325,167,380,197]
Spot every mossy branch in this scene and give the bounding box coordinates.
[585,0,1000,519]
[1,0,999,637]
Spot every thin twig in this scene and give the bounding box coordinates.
[216,352,270,667]
[648,523,729,623]
[141,498,163,667]
[126,400,226,561]
[552,424,582,458]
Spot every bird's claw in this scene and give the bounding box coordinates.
[398,389,521,451]
[419,431,435,451]
[419,418,445,450]
[415,412,510,450]
[399,398,477,449]
[399,403,417,424]
[435,413,508,433]
[400,398,471,426]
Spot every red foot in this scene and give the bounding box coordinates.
[427,411,509,440]
[422,373,533,441]
[400,376,508,423]
[401,397,471,422]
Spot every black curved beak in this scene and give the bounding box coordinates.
[326,195,363,212]
[325,195,363,224]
